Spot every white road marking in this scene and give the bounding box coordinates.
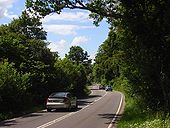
[36,90,107,128]
[107,92,124,128]
[36,112,74,128]
[81,91,107,110]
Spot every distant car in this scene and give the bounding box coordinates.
[105,85,112,91]
[46,92,77,112]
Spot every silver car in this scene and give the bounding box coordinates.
[46,92,77,112]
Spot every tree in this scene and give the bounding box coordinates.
[66,46,91,65]
[9,10,47,40]
[94,29,120,83]
[26,0,121,20]
[0,10,57,105]
[54,58,90,98]
[0,10,49,67]
[0,60,30,112]
[66,46,92,85]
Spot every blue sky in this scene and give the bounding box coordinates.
[0,0,109,60]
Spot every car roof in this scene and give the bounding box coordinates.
[49,92,70,97]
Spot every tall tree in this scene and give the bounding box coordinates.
[0,10,57,105]
[94,29,120,83]
[54,58,90,98]
[66,46,91,65]
[9,10,47,40]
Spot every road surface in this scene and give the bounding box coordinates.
[0,86,125,128]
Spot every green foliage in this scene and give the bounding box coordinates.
[9,10,47,40]
[26,0,121,21]
[118,0,170,112]
[90,0,170,113]
[0,60,30,112]
[66,46,92,65]
[54,58,90,98]
[93,29,120,83]
[117,93,170,128]
[0,10,57,119]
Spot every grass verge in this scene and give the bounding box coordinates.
[113,77,170,128]
[117,96,170,128]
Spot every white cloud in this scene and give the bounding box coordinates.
[42,11,90,23]
[43,24,94,36]
[71,36,89,46]
[44,24,78,35]
[89,52,96,64]
[47,40,67,53]
[0,0,17,19]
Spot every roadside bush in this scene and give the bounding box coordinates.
[0,60,31,113]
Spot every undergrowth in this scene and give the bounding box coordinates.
[113,77,170,128]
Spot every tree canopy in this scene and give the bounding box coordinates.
[66,46,91,65]
[26,0,121,18]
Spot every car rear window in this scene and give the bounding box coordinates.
[49,92,68,98]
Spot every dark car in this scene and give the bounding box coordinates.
[105,85,112,91]
[46,92,77,112]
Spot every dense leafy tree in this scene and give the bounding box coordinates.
[66,46,92,86]
[123,1,168,112]
[66,46,91,65]
[54,58,90,98]
[9,10,47,40]
[93,29,120,84]
[0,10,57,107]
[26,0,120,20]
[0,60,30,112]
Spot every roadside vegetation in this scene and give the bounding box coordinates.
[114,80,170,128]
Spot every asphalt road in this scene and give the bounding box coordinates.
[0,86,125,128]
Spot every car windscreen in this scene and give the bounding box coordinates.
[49,92,68,98]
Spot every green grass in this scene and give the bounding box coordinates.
[117,94,170,128]
[115,89,170,128]
[113,77,170,128]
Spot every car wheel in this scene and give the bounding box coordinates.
[47,108,51,112]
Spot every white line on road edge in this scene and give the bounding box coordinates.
[36,91,107,128]
[107,92,124,128]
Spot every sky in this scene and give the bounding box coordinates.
[0,0,110,60]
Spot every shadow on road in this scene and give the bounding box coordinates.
[77,100,92,106]
[0,119,17,127]
[98,113,122,124]
[0,112,44,127]
[79,94,102,100]
[21,113,43,118]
